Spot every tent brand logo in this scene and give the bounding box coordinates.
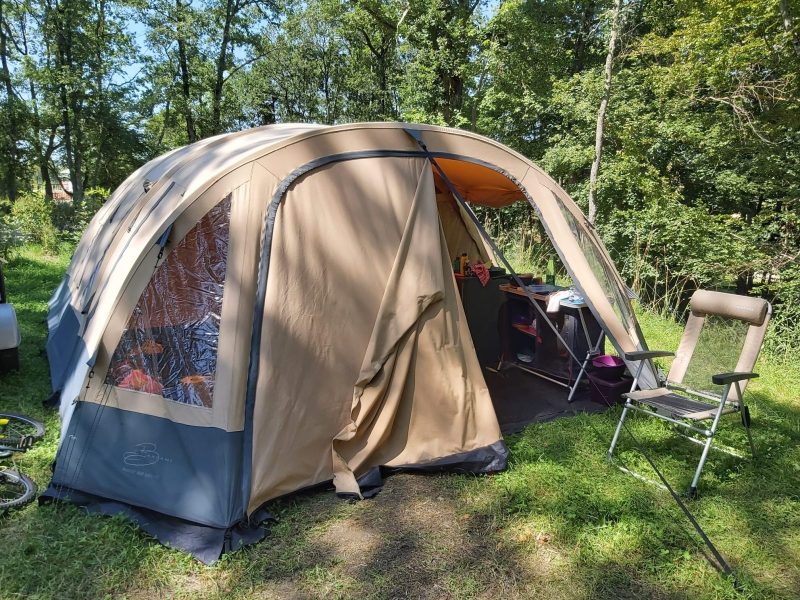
[123,443,162,467]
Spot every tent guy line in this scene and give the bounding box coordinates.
[409,131,737,581]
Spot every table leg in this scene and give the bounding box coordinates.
[567,326,604,403]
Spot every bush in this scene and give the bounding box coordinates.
[600,200,767,316]
[52,187,109,245]
[6,187,108,255]
[0,199,25,262]
[10,192,60,255]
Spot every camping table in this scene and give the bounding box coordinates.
[499,284,605,402]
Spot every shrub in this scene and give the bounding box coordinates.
[0,199,25,262]
[53,187,109,245]
[9,191,60,255]
[600,200,767,316]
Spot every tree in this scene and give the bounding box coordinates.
[587,0,622,224]
[400,0,484,126]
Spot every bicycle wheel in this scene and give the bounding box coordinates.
[0,413,45,450]
[0,469,37,510]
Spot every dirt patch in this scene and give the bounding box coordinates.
[263,472,563,599]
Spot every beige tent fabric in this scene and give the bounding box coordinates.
[331,167,501,497]
[333,219,501,492]
[436,192,491,266]
[58,124,652,398]
[247,156,502,510]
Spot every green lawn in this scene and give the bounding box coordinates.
[0,246,798,599]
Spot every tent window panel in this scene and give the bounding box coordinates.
[553,197,636,336]
[105,194,233,408]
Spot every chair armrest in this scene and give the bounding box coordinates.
[711,372,759,385]
[624,350,675,361]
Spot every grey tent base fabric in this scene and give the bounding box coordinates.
[396,439,509,473]
[46,305,81,391]
[42,441,507,562]
[39,486,272,565]
[340,440,510,500]
[484,370,607,434]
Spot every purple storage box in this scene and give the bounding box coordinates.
[587,373,632,406]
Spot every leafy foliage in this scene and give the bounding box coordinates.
[0,0,797,353]
[9,191,58,253]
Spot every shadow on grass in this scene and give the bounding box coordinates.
[212,469,690,600]
[0,245,797,598]
[0,401,795,598]
[598,388,800,598]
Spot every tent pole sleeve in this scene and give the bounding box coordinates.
[403,128,587,371]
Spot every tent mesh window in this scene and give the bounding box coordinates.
[105,194,232,407]
[681,314,749,396]
[554,197,637,337]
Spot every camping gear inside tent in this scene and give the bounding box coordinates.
[41,123,657,563]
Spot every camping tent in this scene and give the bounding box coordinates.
[43,122,656,562]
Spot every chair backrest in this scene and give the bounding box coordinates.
[667,290,771,402]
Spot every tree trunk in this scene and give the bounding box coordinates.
[587,0,623,225]
[571,1,597,74]
[56,19,84,204]
[21,5,52,200]
[0,0,18,201]
[780,0,800,58]
[211,0,234,134]
[176,0,197,143]
[41,130,56,201]
[89,0,107,189]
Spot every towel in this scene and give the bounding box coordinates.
[546,290,572,313]
[471,261,490,286]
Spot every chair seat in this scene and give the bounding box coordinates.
[624,388,738,421]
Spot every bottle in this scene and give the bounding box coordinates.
[460,253,469,276]
[546,256,555,286]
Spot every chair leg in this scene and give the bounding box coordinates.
[608,402,630,460]
[741,405,756,458]
[689,434,714,498]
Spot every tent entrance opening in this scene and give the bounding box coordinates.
[432,160,608,433]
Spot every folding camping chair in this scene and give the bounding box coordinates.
[608,289,772,497]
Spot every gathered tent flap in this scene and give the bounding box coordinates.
[331,161,504,498]
[436,192,493,266]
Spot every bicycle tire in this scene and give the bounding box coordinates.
[0,469,37,510]
[0,413,45,450]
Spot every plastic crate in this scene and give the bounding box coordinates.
[587,373,632,406]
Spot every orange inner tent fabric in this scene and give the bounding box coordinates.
[433,158,526,207]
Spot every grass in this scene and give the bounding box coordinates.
[0,245,799,599]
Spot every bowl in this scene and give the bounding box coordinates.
[591,355,625,380]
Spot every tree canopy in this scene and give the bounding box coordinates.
[1,0,798,353]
